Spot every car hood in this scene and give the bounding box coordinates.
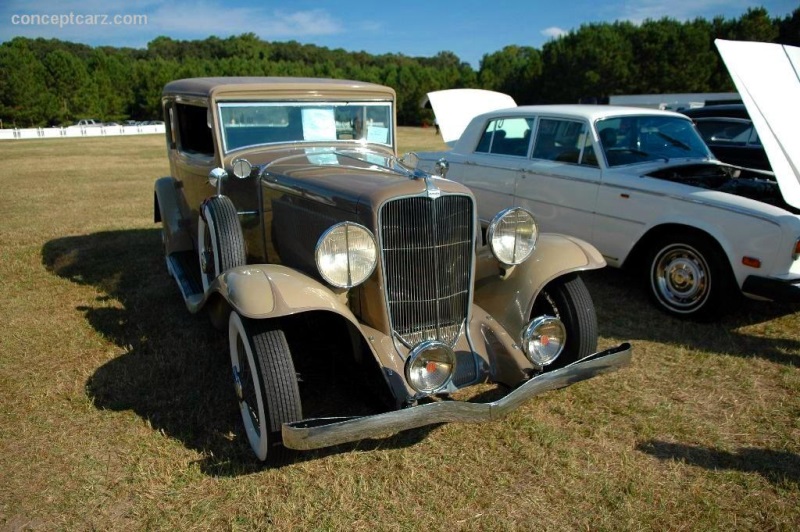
[425,89,516,145]
[715,39,800,209]
[262,148,469,213]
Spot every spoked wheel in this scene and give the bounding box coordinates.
[530,273,598,370]
[645,234,733,321]
[229,312,302,463]
[198,195,246,292]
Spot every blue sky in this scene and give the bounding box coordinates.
[0,0,796,67]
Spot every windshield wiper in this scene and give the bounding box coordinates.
[657,132,691,151]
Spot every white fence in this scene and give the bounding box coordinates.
[0,124,165,140]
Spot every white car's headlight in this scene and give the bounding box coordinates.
[315,222,377,288]
[487,207,538,265]
[404,341,456,393]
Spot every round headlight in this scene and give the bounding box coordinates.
[487,207,538,265]
[315,222,377,288]
[404,341,456,393]
[522,315,566,367]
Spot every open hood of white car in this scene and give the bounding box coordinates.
[715,39,800,209]
[426,89,516,146]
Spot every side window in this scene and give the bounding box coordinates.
[533,118,588,164]
[176,103,214,157]
[474,117,533,157]
[694,119,750,145]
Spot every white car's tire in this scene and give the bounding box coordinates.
[229,312,302,463]
[197,196,245,292]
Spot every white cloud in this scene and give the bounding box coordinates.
[541,26,568,39]
[612,0,751,24]
[148,3,342,38]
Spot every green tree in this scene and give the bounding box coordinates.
[0,40,58,126]
[42,49,98,122]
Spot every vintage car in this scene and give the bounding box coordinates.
[681,104,770,171]
[414,41,800,321]
[153,77,631,462]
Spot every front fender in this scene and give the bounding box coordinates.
[210,264,360,324]
[206,264,413,406]
[474,233,605,337]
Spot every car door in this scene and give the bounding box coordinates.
[450,116,533,224]
[514,117,600,244]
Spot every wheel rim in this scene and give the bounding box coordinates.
[651,243,710,312]
[229,313,269,460]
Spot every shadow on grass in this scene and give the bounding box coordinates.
[637,440,800,487]
[583,268,800,367]
[41,229,439,475]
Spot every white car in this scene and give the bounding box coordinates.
[412,40,800,320]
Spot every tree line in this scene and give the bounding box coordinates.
[0,7,797,127]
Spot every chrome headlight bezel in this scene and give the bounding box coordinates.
[315,222,378,288]
[404,341,456,393]
[522,315,566,368]
[487,207,538,265]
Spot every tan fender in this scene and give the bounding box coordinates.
[209,264,362,322]
[154,177,192,254]
[207,264,414,404]
[474,233,605,338]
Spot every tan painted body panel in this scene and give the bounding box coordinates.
[475,234,606,335]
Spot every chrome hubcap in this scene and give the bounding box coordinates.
[654,246,709,309]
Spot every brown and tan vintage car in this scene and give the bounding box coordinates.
[154,77,632,462]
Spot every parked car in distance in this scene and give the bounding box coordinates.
[414,93,800,321]
[68,118,101,128]
[681,104,770,171]
[154,77,631,462]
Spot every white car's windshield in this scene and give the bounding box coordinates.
[218,101,393,153]
[596,116,712,167]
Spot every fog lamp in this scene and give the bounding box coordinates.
[522,316,566,367]
[404,341,456,393]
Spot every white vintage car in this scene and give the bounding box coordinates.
[413,40,800,320]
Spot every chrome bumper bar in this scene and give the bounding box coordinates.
[282,342,632,451]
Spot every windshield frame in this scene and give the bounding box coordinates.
[217,100,395,154]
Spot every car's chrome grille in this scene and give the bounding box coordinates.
[380,195,474,347]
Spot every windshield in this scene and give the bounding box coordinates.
[218,101,393,153]
[596,115,712,167]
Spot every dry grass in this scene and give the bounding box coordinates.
[0,128,798,531]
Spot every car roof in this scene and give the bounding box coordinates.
[162,77,395,99]
[476,104,690,122]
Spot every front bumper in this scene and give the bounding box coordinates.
[282,342,632,451]
[742,275,800,302]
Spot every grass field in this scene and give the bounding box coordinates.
[1,129,798,530]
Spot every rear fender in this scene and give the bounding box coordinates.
[474,233,605,336]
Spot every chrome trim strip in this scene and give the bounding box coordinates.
[282,343,632,450]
